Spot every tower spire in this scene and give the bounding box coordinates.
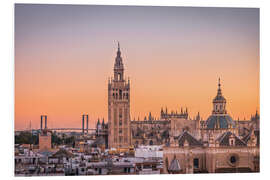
[212,77,227,114]
[217,77,222,97]
[114,41,124,81]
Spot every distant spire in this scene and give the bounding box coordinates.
[197,112,200,120]
[217,77,222,96]
[118,41,120,51]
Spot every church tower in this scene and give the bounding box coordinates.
[108,42,131,148]
[212,78,227,114]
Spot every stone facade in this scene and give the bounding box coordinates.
[163,132,259,174]
[162,79,260,174]
[131,110,201,146]
[108,43,131,148]
[106,45,260,173]
[39,129,52,151]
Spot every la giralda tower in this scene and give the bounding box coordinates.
[108,43,131,148]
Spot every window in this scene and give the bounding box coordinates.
[230,139,235,146]
[126,93,129,99]
[118,73,121,80]
[193,158,199,168]
[119,109,122,118]
[230,156,236,164]
[119,90,122,99]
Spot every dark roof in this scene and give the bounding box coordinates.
[242,131,251,143]
[216,131,246,147]
[39,150,54,157]
[213,95,226,102]
[206,114,235,129]
[92,137,105,147]
[52,148,74,158]
[177,131,202,147]
[242,130,260,146]
[168,156,181,172]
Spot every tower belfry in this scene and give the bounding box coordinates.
[212,78,227,114]
[108,43,131,148]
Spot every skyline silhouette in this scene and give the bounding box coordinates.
[15,5,259,130]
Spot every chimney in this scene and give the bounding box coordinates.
[82,114,85,134]
[40,115,43,131]
[45,115,47,129]
[86,115,89,134]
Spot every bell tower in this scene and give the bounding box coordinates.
[108,42,131,148]
[114,42,124,81]
[212,78,227,114]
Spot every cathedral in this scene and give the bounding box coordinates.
[163,79,260,173]
[105,43,259,173]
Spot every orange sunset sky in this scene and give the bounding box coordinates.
[15,5,259,130]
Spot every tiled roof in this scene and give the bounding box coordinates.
[52,148,74,158]
[168,156,181,172]
[177,131,202,147]
[39,150,54,157]
[206,114,235,129]
[216,131,246,146]
[92,137,105,147]
[242,130,260,146]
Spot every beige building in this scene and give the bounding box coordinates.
[163,79,260,174]
[108,43,131,148]
[39,129,52,151]
[131,110,201,146]
[163,130,259,173]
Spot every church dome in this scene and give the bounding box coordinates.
[206,114,235,129]
[213,93,226,102]
[213,78,226,103]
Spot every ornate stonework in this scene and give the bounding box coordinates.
[108,43,131,148]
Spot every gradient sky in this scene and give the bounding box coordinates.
[15,4,259,130]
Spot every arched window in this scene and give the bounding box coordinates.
[230,139,235,146]
[119,90,122,99]
[193,158,199,168]
[118,73,122,80]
